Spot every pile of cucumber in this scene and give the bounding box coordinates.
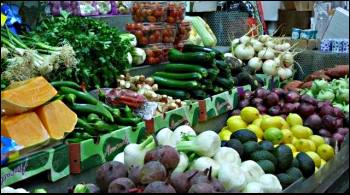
[152,45,239,100]
[51,81,142,143]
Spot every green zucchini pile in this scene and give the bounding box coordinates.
[152,45,259,100]
[51,81,142,142]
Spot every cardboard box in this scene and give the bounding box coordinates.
[294,1,314,11]
[277,9,312,36]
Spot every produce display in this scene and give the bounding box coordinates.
[131,2,167,23]
[185,16,217,48]
[235,88,349,144]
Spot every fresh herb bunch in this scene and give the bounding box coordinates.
[31,12,132,89]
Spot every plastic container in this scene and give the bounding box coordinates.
[166,2,186,23]
[143,44,164,65]
[131,1,167,23]
[162,24,177,43]
[126,23,163,46]
[174,41,185,51]
[175,21,191,42]
[162,43,174,62]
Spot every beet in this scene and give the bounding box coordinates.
[251,98,263,106]
[242,90,254,100]
[264,92,279,107]
[255,88,270,99]
[337,127,349,136]
[317,101,332,110]
[144,145,180,171]
[298,103,316,118]
[128,166,141,185]
[239,99,250,109]
[268,105,281,115]
[285,91,300,103]
[304,114,322,130]
[319,129,332,137]
[139,161,167,184]
[332,133,344,143]
[170,171,198,193]
[322,115,337,132]
[108,178,135,193]
[282,103,297,113]
[96,161,128,192]
[300,95,317,106]
[188,183,215,193]
[144,181,176,193]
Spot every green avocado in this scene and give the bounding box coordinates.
[257,160,276,174]
[230,129,257,143]
[296,152,315,178]
[273,144,293,172]
[226,139,244,157]
[250,150,278,167]
[258,140,274,152]
[277,173,295,189]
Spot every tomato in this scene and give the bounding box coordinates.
[167,16,175,24]
[134,30,143,38]
[163,29,170,37]
[146,9,153,16]
[135,23,143,30]
[147,16,157,22]
[149,35,156,43]
[170,10,178,18]
[139,37,148,45]
[154,10,163,18]
[146,49,154,57]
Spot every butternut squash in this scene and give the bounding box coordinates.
[1,76,57,116]
[1,112,49,148]
[36,100,78,140]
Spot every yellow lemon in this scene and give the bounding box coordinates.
[260,116,283,131]
[240,107,260,124]
[227,117,247,132]
[277,116,290,129]
[320,159,327,167]
[294,139,315,152]
[291,125,310,139]
[315,167,319,173]
[247,124,264,139]
[219,129,232,141]
[229,115,243,121]
[252,117,263,127]
[317,144,335,161]
[286,144,297,153]
[262,114,271,119]
[286,113,303,127]
[309,141,317,152]
[304,127,313,137]
[281,129,294,144]
[306,151,322,168]
[293,151,300,158]
[258,138,262,142]
[292,137,299,146]
[309,135,326,148]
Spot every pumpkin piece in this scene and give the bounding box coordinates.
[36,100,78,140]
[1,112,49,148]
[1,76,57,116]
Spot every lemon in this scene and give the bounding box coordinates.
[317,144,335,161]
[286,113,303,127]
[229,115,243,121]
[258,138,262,142]
[292,137,299,146]
[262,114,271,119]
[264,127,284,145]
[252,118,263,127]
[277,117,290,129]
[291,125,311,139]
[320,159,327,167]
[240,107,260,124]
[304,127,313,136]
[219,129,232,141]
[309,135,326,148]
[260,116,283,131]
[286,144,297,153]
[281,129,294,144]
[294,139,316,152]
[293,151,300,158]
[227,117,247,132]
[247,124,264,139]
[315,167,319,173]
[306,151,322,168]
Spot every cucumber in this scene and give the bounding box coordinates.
[164,63,208,77]
[156,89,190,100]
[215,77,235,89]
[183,44,224,60]
[207,68,220,80]
[168,48,215,65]
[191,89,207,99]
[153,72,202,81]
[152,76,200,90]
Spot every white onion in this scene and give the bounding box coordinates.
[278,67,293,80]
[263,60,278,76]
[274,44,284,52]
[265,40,275,48]
[224,53,234,58]
[282,52,294,67]
[248,57,263,71]
[281,42,291,51]
[258,48,275,60]
[274,56,282,66]
[240,35,251,44]
[258,35,271,43]
[234,43,255,60]
[251,40,264,52]
[231,38,240,50]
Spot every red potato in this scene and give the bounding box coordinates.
[284,80,304,91]
[325,65,349,78]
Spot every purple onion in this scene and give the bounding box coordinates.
[251,98,263,107]
[317,101,332,110]
[322,115,337,132]
[335,118,344,129]
[332,133,344,143]
[239,99,250,109]
[332,107,345,118]
[319,129,332,137]
[336,127,349,136]
[300,95,318,106]
[298,103,316,118]
[256,105,267,114]
[282,103,298,113]
[268,105,281,116]
[319,104,335,117]
[232,109,241,116]
[264,92,279,107]
[255,88,270,99]
[240,91,253,100]
[304,114,322,130]
[272,88,286,98]
[285,91,300,103]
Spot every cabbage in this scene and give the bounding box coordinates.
[131,48,146,65]
[317,90,335,102]
[312,79,328,94]
[119,33,137,47]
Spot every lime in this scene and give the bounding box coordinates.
[264,127,284,145]
[227,118,247,133]
[286,113,303,127]
[291,125,311,139]
[281,129,294,144]
[252,117,262,127]
[286,144,297,153]
[261,116,283,131]
[317,144,335,161]
[219,129,232,141]
[309,135,325,148]
[240,107,260,124]
[247,124,264,139]
[306,151,322,168]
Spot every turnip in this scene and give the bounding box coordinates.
[96,161,128,192]
[258,48,275,60]
[262,59,278,76]
[248,57,263,71]
[277,67,293,80]
[214,147,241,167]
[243,182,264,193]
[218,163,247,191]
[234,43,255,61]
[258,174,283,193]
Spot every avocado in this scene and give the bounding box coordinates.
[277,173,295,189]
[273,144,293,172]
[286,167,303,181]
[257,160,276,174]
[258,140,274,152]
[226,139,244,157]
[291,158,299,168]
[243,141,259,155]
[230,129,257,143]
[250,150,278,167]
[296,152,315,178]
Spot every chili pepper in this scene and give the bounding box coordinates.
[124,105,134,118]
[76,118,96,135]
[87,113,101,123]
[51,81,81,90]
[65,94,76,104]
[51,94,65,101]
[116,117,142,127]
[60,87,98,105]
[70,103,114,122]
[92,120,119,132]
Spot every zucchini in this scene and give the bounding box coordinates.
[191,89,207,99]
[164,63,208,78]
[156,89,190,100]
[154,72,202,81]
[183,44,224,60]
[152,76,200,90]
[168,48,215,65]
[216,60,231,70]
[207,68,220,80]
[215,77,235,89]
[201,79,213,90]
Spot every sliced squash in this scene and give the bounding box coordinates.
[1,112,49,148]
[1,76,57,116]
[36,100,78,140]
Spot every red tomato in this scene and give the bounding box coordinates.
[154,10,163,17]
[170,10,178,18]
[140,37,148,45]
[167,16,175,23]
[146,49,154,57]
[149,35,156,43]
[147,16,157,22]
